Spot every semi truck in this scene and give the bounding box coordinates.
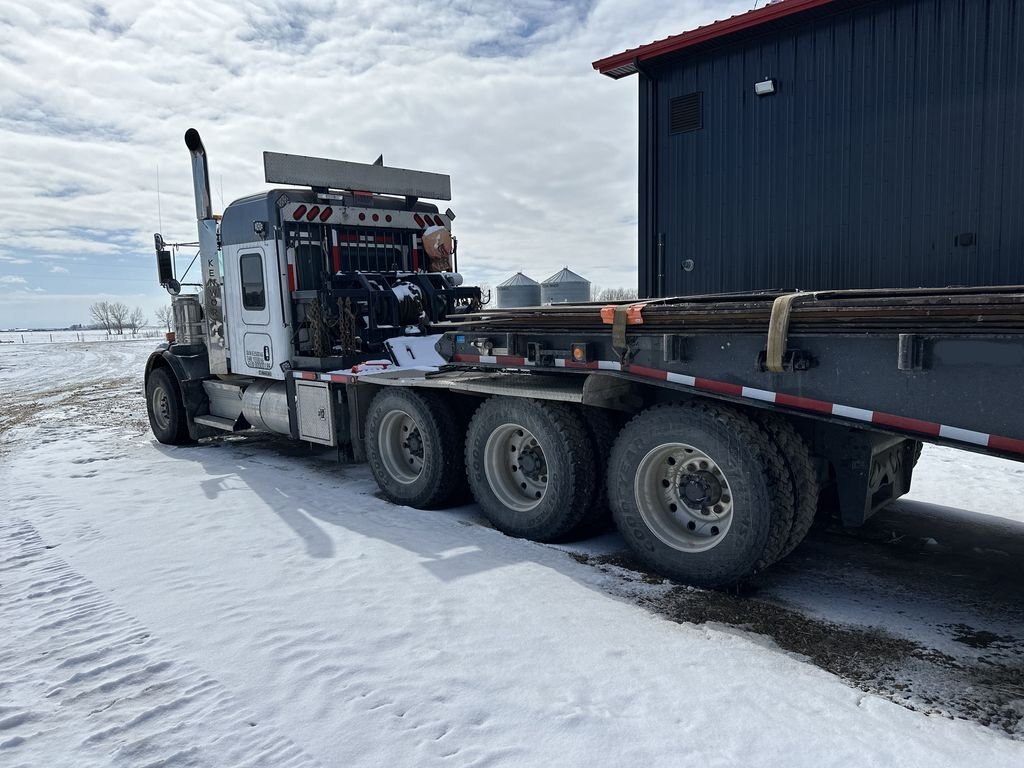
[146,129,1024,588]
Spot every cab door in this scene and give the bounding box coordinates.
[223,243,288,379]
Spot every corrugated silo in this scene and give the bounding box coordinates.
[541,268,591,305]
[496,272,541,308]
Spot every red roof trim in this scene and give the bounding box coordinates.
[592,0,835,78]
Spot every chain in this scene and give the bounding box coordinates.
[339,297,358,353]
[306,298,335,358]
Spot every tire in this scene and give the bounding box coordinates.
[366,389,466,509]
[756,414,819,562]
[564,407,622,538]
[146,367,194,445]
[465,397,596,542]
[444,395,479,506]
[607,402,792,588]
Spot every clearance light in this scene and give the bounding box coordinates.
[292,205,307,220]
[571,343,590,363]
[754,78,776,96]
[306,205,321,221]
[319,206,333,221]
[414,214,425,228]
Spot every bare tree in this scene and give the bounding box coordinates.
[108,302,130,335]
[155,304,173,332]
[597,286,639,302]
[128,306,147,336]
[89,301,112,334]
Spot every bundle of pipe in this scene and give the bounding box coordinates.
[438,285,1024,336]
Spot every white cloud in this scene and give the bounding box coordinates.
[0,0,748,327]
[0,275,28,284]
[49,265,70,273]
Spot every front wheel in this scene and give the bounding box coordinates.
[608,402,791,588]
[146,367,193,445]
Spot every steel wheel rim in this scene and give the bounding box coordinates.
[484,423,548,512]
[150,384,171,432]
[379,409,424,484]
[634,442,734,553]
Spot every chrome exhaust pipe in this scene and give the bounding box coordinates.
[184,128,213,221]
[184,128,229,374]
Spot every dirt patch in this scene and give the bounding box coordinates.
[949,624,1018,650]
[0,376,147,454]
[574,551,1024,737]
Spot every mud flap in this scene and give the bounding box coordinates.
[813,423,917,526]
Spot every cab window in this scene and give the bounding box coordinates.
[240,253,265,310]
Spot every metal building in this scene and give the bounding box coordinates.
[594,0,1024,297]
[541,268,591,305]
[496,272,541,308]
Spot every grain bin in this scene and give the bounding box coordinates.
[541,268,591,305]
[496,272,541,308]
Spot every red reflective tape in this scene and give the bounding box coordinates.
[695,378,744,397]
[298,372,317,380]
[287,264,296,292]
[494,355,527,365]
[871,412,941,436]
[775,392,834,414]
[986,434,1024,455]
[452,353,478,363]
[329,374,352,384]
[564,360,599,369]
[626,364,670,381]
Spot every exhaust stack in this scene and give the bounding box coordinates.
[184,128,213,221]
[183,128,229,374]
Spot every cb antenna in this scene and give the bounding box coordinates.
[156,163,163,233]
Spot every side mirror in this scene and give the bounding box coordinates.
[154,233,175,290]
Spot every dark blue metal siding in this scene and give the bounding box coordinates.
[644,0,1024,296]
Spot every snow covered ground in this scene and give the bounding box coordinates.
[1,339,1022,767]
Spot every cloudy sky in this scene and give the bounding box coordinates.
[0,0,749,329]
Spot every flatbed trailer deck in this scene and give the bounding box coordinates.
[424,286,1024,460]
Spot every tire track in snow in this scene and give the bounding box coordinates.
[0,518,321,768]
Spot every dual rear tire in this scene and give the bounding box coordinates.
[365,388,466,509]
[608,403,804,587]
[464,398,597,542]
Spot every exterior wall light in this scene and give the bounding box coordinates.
[754,78,777,96]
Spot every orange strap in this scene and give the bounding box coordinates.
[600,301,647,326]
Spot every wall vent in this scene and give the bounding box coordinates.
[670,92,703,134]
